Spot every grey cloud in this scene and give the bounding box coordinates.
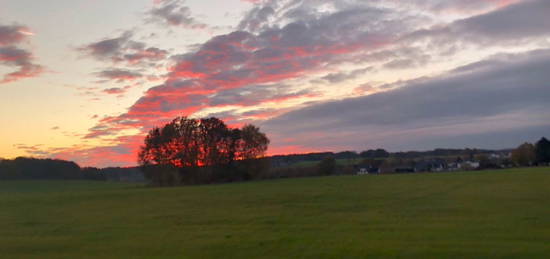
[103,86,132,95]
[263,48,550,151]
[148,0,208,29]
[95,68,142,82]
[389,0,518,14]
[237,5,276,32]
[209,83,314,106]
[0,23,43,83]
[406,0,550,46]
[79,31,168,65]
[85,0,549,143]
[383,55,430,70]
[0,46,43,84]
[315,67,374,84]
[0,24,27,46]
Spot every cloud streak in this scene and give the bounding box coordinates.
[79,31,168,66]
[148,0,209,30]
[263,48,550,152]
[0,23,44,84]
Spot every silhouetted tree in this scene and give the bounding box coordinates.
[535,137,550,165]
[238,125,270,160]
[0,157,104,180]
[511,143,536,167]
[318,157,336,175]
[335,151,358,159]
[360,149,390,158]
[138,116,270,186]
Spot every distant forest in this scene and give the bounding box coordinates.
[0,147,507,181]
[0,157,143,181]
[2,136,549,183]
[269,148,494,167]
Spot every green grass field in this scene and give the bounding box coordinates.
[1,167,549,258]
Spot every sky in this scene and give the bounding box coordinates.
[0,0,549,167]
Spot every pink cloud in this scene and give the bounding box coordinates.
[0,24,44,84]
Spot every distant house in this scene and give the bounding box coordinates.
[356,166,380,175]
[460,161,480,169]
[447,162,461,171]
[414,159,447,172]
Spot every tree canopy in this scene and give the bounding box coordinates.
[535,137,550,164]
[138,117,269,185]
[511,143,536,166]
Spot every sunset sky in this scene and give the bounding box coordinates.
[1,0,549,167]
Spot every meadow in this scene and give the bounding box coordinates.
[1,167,549,258]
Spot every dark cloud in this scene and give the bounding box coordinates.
[103,85,132,95]
[148,0,208,29]
[0,46,43,84]
[0,24,28,46]
[314,67,374,84]
[0,23,43,84]
[79,31,168,65]
[209,83,316,106]
[95,68,142,82]
[405,0,550,46]
[383,55,430,70]
[262,48,550,151]
[237,4,276,32]
[389,0,522,14]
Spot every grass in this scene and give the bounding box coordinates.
[1,167,549,258]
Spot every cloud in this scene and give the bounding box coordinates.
[95,68,142,82]
[389,0,523,14]
[262,48,550,152]
[148,0,208,29]
[209,83,317,107]
[13,144,51,157]
[44,135,144,167]
[313,67,374,84]
[0,24,29,46]
[0,23,43,84]
[405,0,550,46]
[353,83,376,95]
[0,46,44,84]
[79,31,168,65]
[103,85,132,95]
[85,3,405,141]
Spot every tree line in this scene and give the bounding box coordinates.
[0,157,106,180]
[2,112,548,184]
[511,137,550,166]
[138,116,269,186]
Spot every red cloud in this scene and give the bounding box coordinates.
[0,23,44,84]
[0,46,44,84]
[0,24,29,46]
[73,6,395,166]
[53,135,143,167]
